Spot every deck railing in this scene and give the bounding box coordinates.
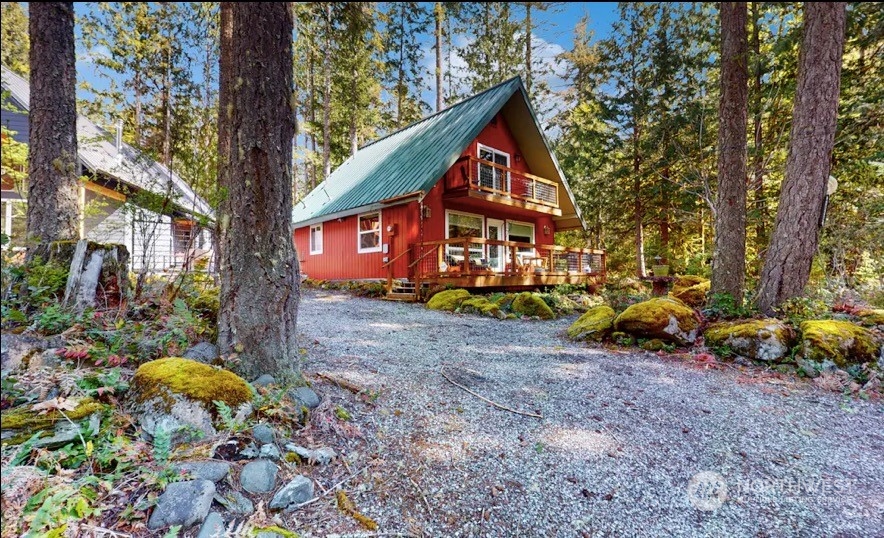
[446,157,560,208]
[409,237,605,281]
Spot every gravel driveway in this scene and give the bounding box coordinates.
[296,290,883,538]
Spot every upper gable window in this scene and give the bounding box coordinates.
[477,144,510,192]
[358,212,381,253]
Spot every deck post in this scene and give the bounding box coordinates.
[463,238,471,275]
[578,251,584,274]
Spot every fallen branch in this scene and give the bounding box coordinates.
[314,372,366,394]
[440,367,542,419]
[409,477,433,517]
[290,465,367,510]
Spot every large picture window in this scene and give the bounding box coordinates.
[309,223,323,254]
[357,212,381,253]
[445,210,483,263]
[508,220,535,261]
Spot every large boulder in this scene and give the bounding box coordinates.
[130,357,252,442]
[704,319,795,362]
[856,309,884,328]
[511,292,555,320]
[670,276,710,307]
[567,305,616,341]
[614,297,699,345]
[799,320,880,368]
[147,479,215,530]
[1,397,104,446]
[458,296,502,318]
[427,289,471,311]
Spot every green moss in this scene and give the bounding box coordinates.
[704,319,794,362]
[799,320,880,367]
[671,275,709,296]
[670,280,710,307]
[251,526,300,538]
[458,296,501,318]
[1,398,104,445]
[640,339,666,351]
[857,309,884,327]
[567,305,615,341]
[614,297,699,344]
[511,292,555,319]
[494,293,517,309]
[132,357,252,408]
[427,289,471,311]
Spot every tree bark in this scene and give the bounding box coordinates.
[756,2,846,314]
[750,1,766,251]
[215,3,233,276]
[26,2,79,246]
[218,2,300,381]
[525,2,532,96]
[434,2,444,112]
[712,1,749,305]
[322,3,332,180]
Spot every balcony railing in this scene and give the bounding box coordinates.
[409,237,605,280]
[446,157,560,209]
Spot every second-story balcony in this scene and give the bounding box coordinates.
[444,156,562,215]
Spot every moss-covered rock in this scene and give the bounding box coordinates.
[856,309,884,327]
[704,319,795,362]
[614,297,699,345]
[494,293,516,309]
[458,296,502,318]
[1,398,104,446]
[640,339,666,351]
[671,275,709,295]
[799,320,880,367]
[671,280,710,307]
[427,289,471,311]
[131,357,252,441]
[567,305,616,341]
[511,292,555,320]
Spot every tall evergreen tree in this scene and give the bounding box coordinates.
[712,2,749,305]
[26,2,79,245]
[382,2,429,128]
[1,2,29,76]
[218,2,299,380]
[756,2,847,314]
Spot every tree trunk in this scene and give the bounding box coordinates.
[712,1,749,305]
[396,2,406,126]
[215,3,233,276]
[750,1,766,251]
[26,2,79,246]
[322,3,332,180]
[218,2,300,381]
[756,2,846,314]
[633,124,645,278]
[434,2,444,112]
[525,2,532,96]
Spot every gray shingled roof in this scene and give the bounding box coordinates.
[292,77,584,230]
[1,65,213,218]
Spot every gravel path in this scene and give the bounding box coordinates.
[297,290,883,538]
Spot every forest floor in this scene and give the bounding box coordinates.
[291,289,883,538]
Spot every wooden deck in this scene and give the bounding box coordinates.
[385,237,606,298]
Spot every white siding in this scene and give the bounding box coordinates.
[131,211,174,272]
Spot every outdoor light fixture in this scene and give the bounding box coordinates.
[543,225,550,235]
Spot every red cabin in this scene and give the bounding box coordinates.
[292,77,605,300]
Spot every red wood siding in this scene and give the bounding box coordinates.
[295,202,418,280]
[293,112,559,281]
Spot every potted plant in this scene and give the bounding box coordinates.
[652,255,669,277]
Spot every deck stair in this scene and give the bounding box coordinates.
[385,280,418,302]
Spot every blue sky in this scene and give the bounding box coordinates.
[74,2,622,126]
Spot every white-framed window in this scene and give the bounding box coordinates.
[477,143,510,192]
[507,220,536,262]
[1,199,27,250]
[357,211,382,253]
[445,210,484,263]
[309,223,323,254]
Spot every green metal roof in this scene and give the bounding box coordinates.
[292,76,584,230]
